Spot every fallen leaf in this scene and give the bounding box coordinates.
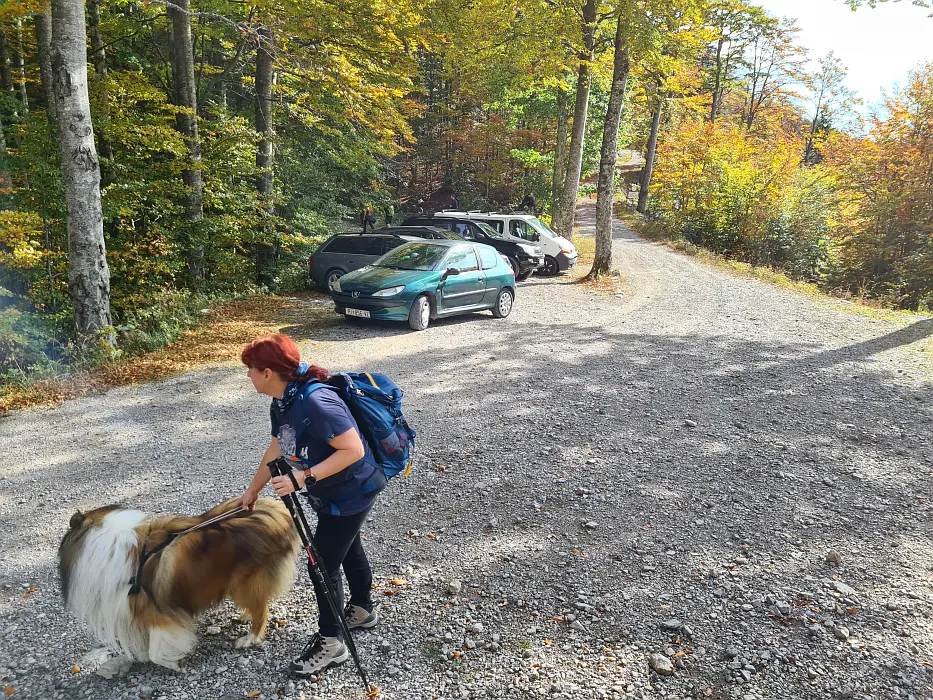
[435,464,446,472]
[384,590,394,596]
[543,639,552,646]
[847,607,859,615]
[4,685,14,696]
[247,692,261,698]
[705,689,713,697]
[23,587,39,600]
[276,619,286,627]
[70,666,80,674]
[390,578,407,586]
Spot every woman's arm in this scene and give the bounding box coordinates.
[269,428,365,497]
[239,437,282,510]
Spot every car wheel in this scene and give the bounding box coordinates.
[508,257,521,277]
[541,255,560,276]
[325,269,344,291]
[408,295,431,331]
[492,288,514,318]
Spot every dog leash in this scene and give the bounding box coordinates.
[128,505,249,596]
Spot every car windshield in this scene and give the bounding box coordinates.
[375,242,448,270]
[527,218,560,238]
[476,221,503,238]
[435,230,462,240]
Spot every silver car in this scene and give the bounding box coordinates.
[309,233,421,290]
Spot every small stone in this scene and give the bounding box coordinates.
[833,581,857,597]
[570,620,585,632]
[206,626,222,635]
[660,619,682,631]
[684,419,697,428]
[833,626,850,641]
[584,521,598,530]
[825,550,842,566]
[447,581,462,596]
[648,653,674,676]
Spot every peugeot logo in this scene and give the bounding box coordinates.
[351,291,360,298]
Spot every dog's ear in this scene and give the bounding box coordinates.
[69,511,85,529]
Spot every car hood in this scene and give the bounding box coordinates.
[551,235,575,253]
[338,266,435,292]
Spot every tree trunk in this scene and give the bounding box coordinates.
[14,20,28,108]
[255,26,276,288]
[35,7,58,126]
[550,85,569,221]
[555,0,598,237]
[590,19,629,280]
[710,37,724,122]
[168,0,205,279]
[637,90,663,214]
[50,0,114,343]
[87,0,114,162]
[0,114,11,195]
[0,32,11,94]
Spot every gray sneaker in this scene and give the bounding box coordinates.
[344,602,379,629]
[290,634,349,677]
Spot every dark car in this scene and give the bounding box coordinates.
[309,233,423,290]
[380,225,463,241]
[401,215,543,281]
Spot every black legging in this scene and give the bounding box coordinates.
[312,507,374,637]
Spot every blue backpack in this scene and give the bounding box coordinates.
[297,372,416,479]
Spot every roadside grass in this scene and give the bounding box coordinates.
[0,293,334,414]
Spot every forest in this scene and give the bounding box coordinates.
[0,0,931,385]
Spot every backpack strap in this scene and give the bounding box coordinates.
[291,381,338,459]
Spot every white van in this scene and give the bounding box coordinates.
[435,211,578,276]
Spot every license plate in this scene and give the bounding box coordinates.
[345,308,370,318]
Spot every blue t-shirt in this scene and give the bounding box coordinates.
[270,386,385,515]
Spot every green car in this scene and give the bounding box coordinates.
[330,240,517,330]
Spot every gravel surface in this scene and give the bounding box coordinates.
[1,201,932,700]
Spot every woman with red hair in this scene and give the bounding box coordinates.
[239,334,385,677]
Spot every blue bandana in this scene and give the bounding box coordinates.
[273,362,310,413]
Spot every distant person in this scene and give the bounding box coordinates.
[450,193,461,210]
[358,205,367,232]
[385,203,395,226]
[364,206,376,232]
[521,193,537,214]
[416,197,425,214]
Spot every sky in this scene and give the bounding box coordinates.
[757,0,933,109]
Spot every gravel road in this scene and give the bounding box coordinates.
[1,201,931,700]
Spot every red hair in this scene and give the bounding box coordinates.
[241,334,329,382]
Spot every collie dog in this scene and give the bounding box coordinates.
[58,498,300,670]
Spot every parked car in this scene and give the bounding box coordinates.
[309,233,422,290]
[330,240,516,331]
[380,225,463,241]
[428,210,577,276]
[400,215,542,280]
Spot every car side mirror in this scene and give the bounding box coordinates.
[444,267,461,278]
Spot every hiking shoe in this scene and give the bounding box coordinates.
[289,634,349,677]
[344,601,379,629]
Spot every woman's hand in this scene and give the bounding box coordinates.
[271,469,306,497]
[238,488,260,512]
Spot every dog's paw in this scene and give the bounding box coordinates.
[235,633,262,649]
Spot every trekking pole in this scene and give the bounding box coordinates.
[267,457,376,696]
